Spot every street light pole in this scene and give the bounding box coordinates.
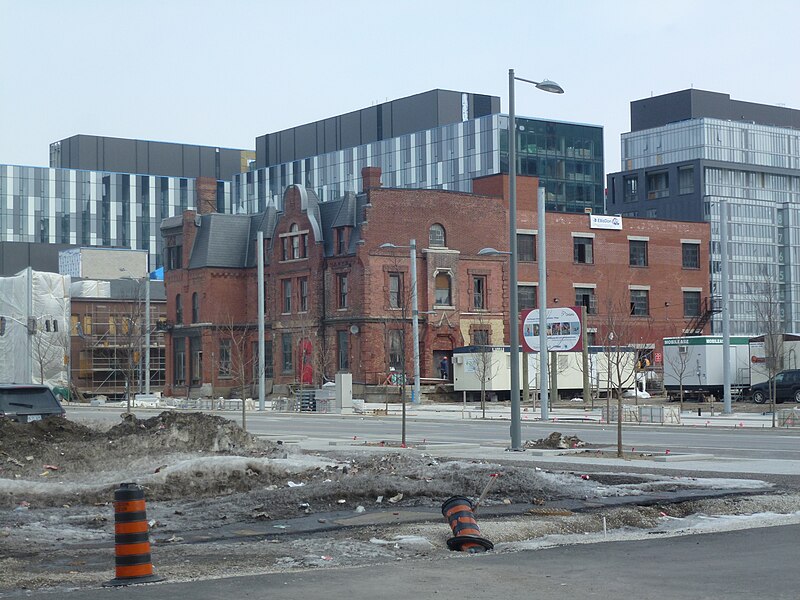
[537,186,549,421]
[507,68,563,450]
[144,272,151,395]
[379,241,421,406]
[410,239,421,405]
[508,69,522,450]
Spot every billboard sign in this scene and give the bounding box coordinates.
[521,306,583,352]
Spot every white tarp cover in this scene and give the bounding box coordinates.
[70,280,111,298]
[0,269,71,387]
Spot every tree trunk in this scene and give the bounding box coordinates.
[616,392,623,457]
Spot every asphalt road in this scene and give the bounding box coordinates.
[70,406,800,461]
[13,524,799,599]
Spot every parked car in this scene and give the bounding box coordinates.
[0,384,66,423]
[746,370,800,404]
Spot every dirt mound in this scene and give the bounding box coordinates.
[0,412,278,491]
[106,411,267,453]
[0,416,100,449]
[524,432,586,450]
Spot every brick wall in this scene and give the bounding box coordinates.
[162,172,710,396]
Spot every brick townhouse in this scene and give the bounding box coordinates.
[161,168,709,398]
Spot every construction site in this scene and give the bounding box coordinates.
[2,409,799,596]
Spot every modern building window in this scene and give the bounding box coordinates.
[338,274,349,308]
[575,287,597,314]
[175,294,183,324]
[623,176,638,203]
[191,292,199,323]
[518,234,536,262]
[389,272,403,309]
[337,330,349,371]
[472,328,490,346]
[282,279,292,314]
[173,338,186,386]
[434,272,452,306]
[683,291,702,317]
[429,223,446,248]
[299,277,308,312]
[682,243,700,269]
[473,275,487,310]
[281,333,293,374]
[646,171,669,199]
[573,237,594,264]
[629,240,649,267]
[388,329,403,371]
[218,339,232,377]
[630,289,650,316]
[519,284,537,310]
[679,166,694,195]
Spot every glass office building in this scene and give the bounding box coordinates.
[0,164,231,269]
[230,90,604,215]
[608,89,800,335]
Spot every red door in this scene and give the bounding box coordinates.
[299,338,313,385]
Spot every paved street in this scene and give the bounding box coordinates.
[12,524,799,600]
[69,404,800,475]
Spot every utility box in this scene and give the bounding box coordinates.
[336,372,353,414]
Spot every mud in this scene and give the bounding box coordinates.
[0,411,792,595]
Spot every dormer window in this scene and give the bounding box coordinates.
[336,228,347,255]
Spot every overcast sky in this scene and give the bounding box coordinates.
[2,0,798,178]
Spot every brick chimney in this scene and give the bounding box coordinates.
[196,177,218,214]
[361,166,382,191]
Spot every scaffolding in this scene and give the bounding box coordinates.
[71,299,166,400]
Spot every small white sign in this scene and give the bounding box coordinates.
[590,214,623,230]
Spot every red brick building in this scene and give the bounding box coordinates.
[160,168,709,397]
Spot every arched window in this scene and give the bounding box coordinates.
[429,223,446,248]
[434,272,452,306]
[191,292,199,323]
[175,294,183,324]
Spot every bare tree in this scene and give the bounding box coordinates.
[598,290,639,457]
[30,317,69,388]
[664,342,691,413]
[218,317,254,431]
[468,315,501,418]
[750,269,785,428]
[381,252,417,446]
[114,282,149,413]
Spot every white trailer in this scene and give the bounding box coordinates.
[452,345,636,400]
[662,336,751,399]
[748,334,800,386]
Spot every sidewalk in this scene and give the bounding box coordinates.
[360,400,796,429]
